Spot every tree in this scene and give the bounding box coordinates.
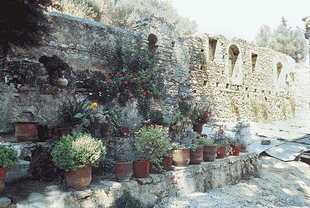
[255,25,272,47]
[53,0,197,35]
[255,18,308,63]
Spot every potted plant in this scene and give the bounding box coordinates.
[198,136,217,162]
[172,137,192,167]
[215,138,231,159]
[233,122,252,152]
[11,110,38,142]
[231,137,241,156]
[0,146,18,193]
[135,125,172,175]
[51,133,106,190]
[100,105,121,137]
[189,104,212,134]
[149,110,165,126]
[56,98,99,137]
[190,143,204,165]
[39,55,70,87]
[114,152,134,182]
[169,112,188,133]
[162,150,174,171]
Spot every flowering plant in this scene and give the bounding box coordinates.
[189,104,212,125]
[114,70,157,104]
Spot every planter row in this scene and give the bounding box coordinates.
[115,145,241,181]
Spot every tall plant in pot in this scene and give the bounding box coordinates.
[12,110,38,142]
[233,122,252,152]
[198,136,217,162]
[51,133,106,190]
[134,125,172,176]
[114,152,134,182]
[0,146,18,193]
[190,104,212,134]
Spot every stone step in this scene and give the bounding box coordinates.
[5,160,31,183]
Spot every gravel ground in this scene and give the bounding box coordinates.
[155,156,310,208]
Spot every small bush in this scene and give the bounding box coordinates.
[149,110,164,125]
[0,146,18,168]
[197,136,214,146]
[51,133,106,172]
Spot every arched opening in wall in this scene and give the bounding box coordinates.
[251,53,258,72]
[289,72,295,82]
[228,45,240,77]
[209,39,217,61]
[276,62,283,80]
[148,34,158,51]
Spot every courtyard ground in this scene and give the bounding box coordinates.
[155,156,310,208]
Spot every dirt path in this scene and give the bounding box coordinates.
[155,156,310,208]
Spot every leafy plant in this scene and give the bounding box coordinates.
[56,98,97,132]
[0,146,18,168]
[110,190,144,208]
[51,133,106,172]
[170,111,188,132]
[30,145,63,181]
[179,101,192,117]
[189,104,212,125]
[197,136,215,146]
[149,110,164,125]
[115,152,134,163]
[135,126,172,172]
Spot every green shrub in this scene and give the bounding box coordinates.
[51,133,106,172]
[0,146,18,168]
[197,136,214,146]
[135,126,172,172]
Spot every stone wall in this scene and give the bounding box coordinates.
[7,153,261,208]
[188,35,298,122]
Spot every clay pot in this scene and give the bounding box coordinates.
[56,76,68,87]
[190,147,204,164]
[0,167,8,194]
[162,155,173,171]
[193,123,204,134]
[114,162,133,181]
[133,160,150,178]
[232,145,241,156]
[15,122,38,142]
[149,163,160,174]
[173,148,190,167]
[38,125,54,141]
[65,164,92,190]
[217,146,226,159]
[203,145,217,162]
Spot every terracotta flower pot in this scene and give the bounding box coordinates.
[66,164,92,190]
[217,146,226,159]
[233,145,241,156]
[190,147,204,164]
[162,155,173,171]
[15,122,38,142]
[173,148,190,167]
[114,162,133,181]
[203,145,217,162]
[193,123,204,134]
[149,163,160,174]
[0,167,8,194]
[133,160,150,178]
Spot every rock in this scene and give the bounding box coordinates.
[261,140,271,145]
[0,197,11,208]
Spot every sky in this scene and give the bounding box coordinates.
[171,0,310,41]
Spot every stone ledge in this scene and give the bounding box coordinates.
[7,152,261,208]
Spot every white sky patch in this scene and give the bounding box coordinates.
[171,0,310,41]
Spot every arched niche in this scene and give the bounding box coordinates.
[228,44,240,77]
[276,62,283,80]
[147,34,158,51]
